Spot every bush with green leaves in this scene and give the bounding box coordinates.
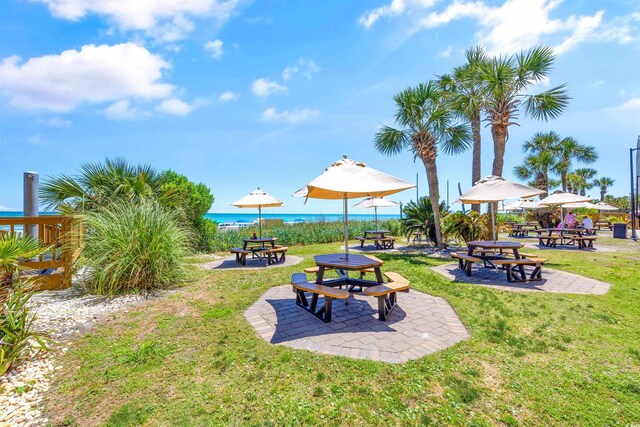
[442,211,491,244]
[401,197,448,245]
[81,202,193,295]
[1,234,50,375]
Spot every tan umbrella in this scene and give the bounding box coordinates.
[353,197,399,230]
[231,188,283,238]
[593,202,618,211]
[538,191,591,223]
[456,176,545,240]
[563,201,599,209]
[293,155,414,256]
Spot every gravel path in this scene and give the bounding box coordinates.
[0,284,167,427]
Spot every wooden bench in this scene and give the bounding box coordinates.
[290,273,349,323]
[451,252,482,276]
[538,235,561,247]
[263,246,288,265]
[355,236,367,248]
[573,236,597,249]
[374,237,396,249]
[230,247,251,265]
[594,222,612,230]
[493,258,547,283]
[363,272,410,321]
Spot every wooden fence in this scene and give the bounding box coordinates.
[0,216,82,291]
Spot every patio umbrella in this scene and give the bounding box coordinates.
[537,191,591,223]
[231,188,283,238]
[353,197,399,230]
[562,201,600,209]
[593,202,618,211]
[456,176,545,240]
[293,155,414,256]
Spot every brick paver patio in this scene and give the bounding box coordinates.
[432,262,610,294]
[245,285,469,363]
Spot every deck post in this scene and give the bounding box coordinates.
[23,171,39,239]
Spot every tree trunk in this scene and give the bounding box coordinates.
[580,188,585,197]
[600,189,605,202]
[471,113,482,213]
[491,124,507,177]
[421,157,444,249]
[561,173,567,192]
[536,171,548,199]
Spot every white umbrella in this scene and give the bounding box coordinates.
[563,201,600,209]
[456,176,545,240]
[353,197,399,230]
[231,188,283,238]
[294,155,414,256]
[594,202,618,211]
[538,191,591,223]
[500,199,539,211]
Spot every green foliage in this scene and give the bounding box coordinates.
[604,195,630,210]
[0,279,50,375]
[209,221,381,252]
[442,211,491,243]
[157,170,214,227]
[196,218,218,252]
[526,208,560,228]
[0,233,46,288]
[81,202,193,295]
[401,197,448,245]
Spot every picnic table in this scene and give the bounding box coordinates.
[509,223,539,238]
[467,240,524,267]
[536,228,596,249]
[314,253,385,289]
[356,230,397,249]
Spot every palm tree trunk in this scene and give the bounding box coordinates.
[420,157,444,248]
[600,189,605,202]
[471,113,481,213]
[491,124,507,177]
[561,173,567,192]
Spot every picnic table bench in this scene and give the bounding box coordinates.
[355,230,397,249]
[537,228,597,249]
[493,258,547,283]
[509,223,539,238]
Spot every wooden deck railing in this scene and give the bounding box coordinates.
[0,215,82,291]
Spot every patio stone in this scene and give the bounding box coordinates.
[244,285,469,363]
[432,262,610,294]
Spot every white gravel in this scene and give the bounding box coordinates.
[0,284,166,427]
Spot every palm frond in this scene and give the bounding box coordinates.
[524,84,570,121]
[374,126,409,155]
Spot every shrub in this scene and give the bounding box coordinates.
[82,202,193,295]
[526,208,560,228]
[442,212,491,244]
[196,218,218,252]
[157,170,214,227]
[401,197,448,245]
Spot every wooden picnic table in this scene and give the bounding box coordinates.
[467,240,524,268]
[536,228,595,249]
[243,237,277,259]
[364,230,390,238]
[509,223,539,238]
[314,253,385,290]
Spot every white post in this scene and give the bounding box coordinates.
[258,206,262,238]
[344,195,349,257]
[23,171,39,239]
[374,206,378,230]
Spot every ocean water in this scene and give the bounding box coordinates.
[1,211,400,224]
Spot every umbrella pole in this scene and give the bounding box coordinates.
[491,204,496,241]
[375,206,378,230]
[344,195,349,258]
[258,206,262,238]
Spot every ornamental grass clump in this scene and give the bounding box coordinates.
[442,211,491,244]
[82,202,193,295]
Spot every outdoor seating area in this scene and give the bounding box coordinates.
[355,229,397,249]
[535,228,598,249]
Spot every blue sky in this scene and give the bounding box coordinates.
[1,0,639,214]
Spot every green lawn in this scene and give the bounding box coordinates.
[46,237,640,426]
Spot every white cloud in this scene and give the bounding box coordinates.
[251,78,287,97]
[219,91,240,101]
[0,204,18,212]
[37,117,72,128]
[156,98,196,116]
[438,45,453,58]
[33,0,244,42]
[588,80,604,89]
[205,39,224,58]
[281,58,320,81]
[26,134,49,145]
[0,43,173,112]
[360,0,437,29]
[362,0,638,55]
[261,107,319,124]
[104,99,139,120]
[609,98,640,112]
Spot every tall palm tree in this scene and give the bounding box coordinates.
[479,46,570,177]
[374,82,471,248]
[573,168,597,196]
[513,131,560,198]
[439,46,488,212]
[41,158,179,212]
[566,172,585,194]
[593,177,615,201]
[553,138,598,191]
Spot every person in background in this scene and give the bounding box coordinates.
[563,211,578,228]
[582,215,593,231]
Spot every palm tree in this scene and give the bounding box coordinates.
[41,158,179,212]
[593,177,615,201]
[0,233,45,293]
[374,82,471,248]
[566,172,584,194]
[573,168,597,196]
[401,197,448,245]
[513,131,559,197]
[553,137,598,191]
[439,46,488,212]
[479,46,570,177]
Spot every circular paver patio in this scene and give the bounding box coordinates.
[244,285,469,363]
[200,255,302,270]
[432,263,610,294]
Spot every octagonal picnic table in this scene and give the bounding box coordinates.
[313,253,385,290]
[467,240,524,268]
